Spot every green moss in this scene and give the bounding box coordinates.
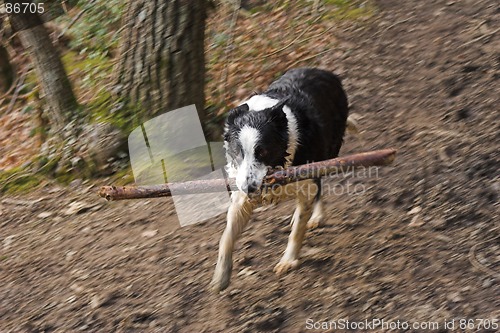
[324,0,350,5]
[0,168,41,194]
[90,100,140,136]
[24,71,38,89]
[254,0,374,17]
[59,50,139,134]
[108,168,135,186]
[38,156,60,176]
[62,0,125,52]
[61,51,113,87]
[55,170,75,185]
[129,145,216,186]
[323,0,375,20]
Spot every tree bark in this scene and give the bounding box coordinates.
[0,44,14,94]
[8,10,79,135]
[0,18,14,93]
[115,0,207,127]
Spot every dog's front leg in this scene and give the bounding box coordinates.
[210,191,254,292]
[274,182,317,275]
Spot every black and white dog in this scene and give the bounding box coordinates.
[211,68,349,292]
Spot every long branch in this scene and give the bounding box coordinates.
[98,148,396,201]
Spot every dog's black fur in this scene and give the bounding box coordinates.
[265,68,348,164]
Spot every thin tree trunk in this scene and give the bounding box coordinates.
[7,6,125,176]
[8,10,79,135]
[0,44,14,94]
[116,0,207,127]
[0,18,14,93]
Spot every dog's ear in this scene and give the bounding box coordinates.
[226,103,249,125]
[268,98,289,120]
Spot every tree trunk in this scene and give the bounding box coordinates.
[115,0,207,127]
[6,5,125,177]
[0,44,14,94]
[8,10,79,135]
[0,18,14,93]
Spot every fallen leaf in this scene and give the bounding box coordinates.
[237,267,255,277]
[407,206,422,215]
[37,211,53,219]
[141,229,158,238]
[409,214,425,227]
[64,201,96,215]
[3,235,15,249]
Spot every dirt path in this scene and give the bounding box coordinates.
[1,0,498,332]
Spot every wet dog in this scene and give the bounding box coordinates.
[211,68,349,291]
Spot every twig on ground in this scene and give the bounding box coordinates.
[468,242,500,278]
[221,0,242,101]
[375,18,411,43]
[57,6,90,40]
[4,67,29,115]
[288,49,330,68]
[259,14,323,60]
[0,77,19,105]
[460,27,500,48]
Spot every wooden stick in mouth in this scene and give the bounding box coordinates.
[98,148,397,201]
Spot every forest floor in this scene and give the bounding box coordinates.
[0,0,499,332]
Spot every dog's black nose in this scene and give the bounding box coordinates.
[247,183,259,194]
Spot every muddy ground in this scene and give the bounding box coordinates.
[1,0,498,332]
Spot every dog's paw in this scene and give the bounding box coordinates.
[273,259,299,275]
[210,273,231,293]
[306,216,324,229]
[209,280,229,293]
[210,261,232,293]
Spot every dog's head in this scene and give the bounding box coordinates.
[224,100,290,194]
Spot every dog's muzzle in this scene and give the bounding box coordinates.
[246,181,260,194]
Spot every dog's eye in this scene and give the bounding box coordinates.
[255,147,268,159]
[236,146,244,158]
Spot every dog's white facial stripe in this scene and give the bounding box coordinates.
[238,125,259,158]
[229,95,300,192]
[241,96,299,166]
[235,126,268,192]
[240,95,299,167]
